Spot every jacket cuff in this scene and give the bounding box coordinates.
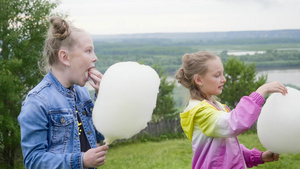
[70,152,84,169]
[251,149,264,165]
[249,92,265,107]
[80,152,84,169]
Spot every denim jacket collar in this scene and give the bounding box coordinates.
[47,70,75,98]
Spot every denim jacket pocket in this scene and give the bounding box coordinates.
[82,101,93,117]
[51,113,74,126]
[50,112,74,152]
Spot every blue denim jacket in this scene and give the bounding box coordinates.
[18,71,104,169]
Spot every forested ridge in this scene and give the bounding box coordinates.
[93,30,300,74]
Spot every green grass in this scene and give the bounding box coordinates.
[100,131,300,169]
[100,138,192,169]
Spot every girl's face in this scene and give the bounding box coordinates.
[67,31,97,87]
[197,58,226,101]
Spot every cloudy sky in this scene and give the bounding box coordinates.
[56,0,300,35]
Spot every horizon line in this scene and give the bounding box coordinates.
[91,28,300,36]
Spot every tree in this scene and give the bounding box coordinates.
[152,64,177,122]
[218,57,267,109]
[0,0,58,167]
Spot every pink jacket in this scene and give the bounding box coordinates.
[180,92,265,169]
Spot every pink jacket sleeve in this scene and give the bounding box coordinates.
[240,144,264,168]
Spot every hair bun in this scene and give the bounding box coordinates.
[175,68,184,83]
[50,16,70,40]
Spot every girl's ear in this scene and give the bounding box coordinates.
[58,49,70,67]
[193,74,203,86]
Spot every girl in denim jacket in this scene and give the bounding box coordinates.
[175,51,287,169]
[18,16,108,169]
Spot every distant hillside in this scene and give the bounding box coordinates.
[92,29,300,40]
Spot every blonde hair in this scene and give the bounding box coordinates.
[41,16,83,72]
[175,51,220,103]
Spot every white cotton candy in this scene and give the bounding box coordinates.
[92,62,160,145]
[257,87,300,154]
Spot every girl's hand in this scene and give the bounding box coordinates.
[261,150,279,162]
[256,81,287,97]
[88,68,103,95]
[83,145,109,168]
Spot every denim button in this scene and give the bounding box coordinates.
[88,131,91,135]
[60,117,65,124]
[82,111,86,115]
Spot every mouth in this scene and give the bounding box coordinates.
[85,65,95,81]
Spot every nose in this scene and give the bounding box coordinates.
[92,53,98,62]
[221,74,226,83]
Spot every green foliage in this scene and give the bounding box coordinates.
[0,0,58,167]
[94,39,193,73]
[94,38,300,74]
[232,50,300,69]
[218,57,267,109]
[173,85,189,111]
[152,65,177,122]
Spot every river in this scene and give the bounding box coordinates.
[227,50,300,87]
[257,68,300,87]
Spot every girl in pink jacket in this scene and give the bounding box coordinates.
[175,51,287,169]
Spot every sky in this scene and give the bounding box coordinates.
[56,0,300,35]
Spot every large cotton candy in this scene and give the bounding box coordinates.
[257,87,300,154]
[93,62,160,145]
